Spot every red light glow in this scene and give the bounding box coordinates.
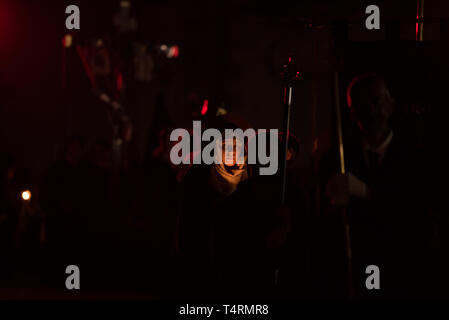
[201,99,208,115]
[117,72,123,92]
[168,45,179,58]
[416,14,419,41]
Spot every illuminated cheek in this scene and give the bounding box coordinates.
[286,150,293,161]
[223,147,236,165]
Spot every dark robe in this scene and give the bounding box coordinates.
[177,164,273,299]
[314,131,436,298]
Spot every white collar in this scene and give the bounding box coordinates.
[362,131,394,165]
[362,131,394,154]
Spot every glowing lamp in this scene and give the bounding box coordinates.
[63,34,73,48]
[21,190,31,201]
[120,1,131,8]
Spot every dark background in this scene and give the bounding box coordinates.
[2,0,449,182]
[2,0,449,299]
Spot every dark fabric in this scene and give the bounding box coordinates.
[177,165,273,298]
[314,132,437,298]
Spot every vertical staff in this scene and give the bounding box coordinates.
[280,85,293,204]
[333,71,354,298]
[280,57,300,204]
[417,0,425,41]
[274,57,299,286]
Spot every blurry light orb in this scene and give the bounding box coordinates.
[168,45,179,58]
[22,190,31,201]
[63,34,73,48]
[120,1,131,8]
[216,107,227,116]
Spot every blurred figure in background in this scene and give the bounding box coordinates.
[124,126,180,296]
[0,153,19,251]
[0,153,46,287]
[83,139,125,289]
[0,153,19,285]
[40,135,88,249]
[314,74,436,298]
[39,135,89,286]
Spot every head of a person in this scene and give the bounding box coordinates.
[91,140,112,171]
[65,135,85,167]
[347,73,395,143]
[221,136,246,168]
[0,153,16,182]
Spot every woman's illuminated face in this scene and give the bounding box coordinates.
[222,138,245,167]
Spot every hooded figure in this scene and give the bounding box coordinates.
[175,118,274,299]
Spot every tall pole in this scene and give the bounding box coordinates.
[333,70,354,298]
[274,56,299,287]
[61,35,68,142]
[280,85,293,204]
[417,0,425,41]
[332,21,354,298]
[280,56,300,205]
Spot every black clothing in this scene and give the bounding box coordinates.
[315,132,436,298]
